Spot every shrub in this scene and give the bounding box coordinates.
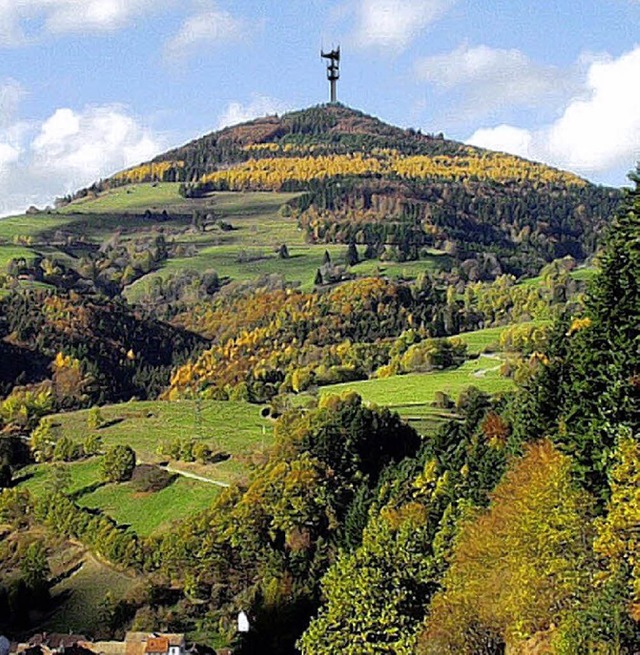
[101,445,136,483]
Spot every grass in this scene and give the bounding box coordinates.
[519,265,597,287]
[58,184,298,218]
[456,322,548,355]
[20,457,220,537]
[0,186,458,293]
[125,243,348,299]
[77,476,220,536]
[318,354,513,434]
[0,213,74,241]
[321,355,512,406]
[0,244,38,269]
[351,255,449,280]
[58,183,186,213]
[18,399,274,535]
[44,553,140,634]
[49,399,274,485]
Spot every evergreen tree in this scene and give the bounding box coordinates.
[345,242,359,267]
[278,243,290,259]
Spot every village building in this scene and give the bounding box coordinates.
[10,633,187,655]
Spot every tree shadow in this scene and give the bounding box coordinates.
[68,481,107,501]
[98,418,124,430]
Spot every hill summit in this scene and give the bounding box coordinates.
[116,104,580,183]
[94,104,621,277]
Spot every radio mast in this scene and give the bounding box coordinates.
[321,47,340,104]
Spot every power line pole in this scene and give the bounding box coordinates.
[321,46,340,104]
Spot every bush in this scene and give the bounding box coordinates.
[87,407,104,430]
[101,445,136,483]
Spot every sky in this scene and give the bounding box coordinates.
[1,0,639,216]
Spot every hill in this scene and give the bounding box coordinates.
[81,104,622,278]
[0,290,207,402]
[0,105,637,652]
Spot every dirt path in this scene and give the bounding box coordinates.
[473,353,505,378]
[163,465,230,488]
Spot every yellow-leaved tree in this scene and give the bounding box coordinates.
[418,440,594,654]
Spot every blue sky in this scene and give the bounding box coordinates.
[1,0,639,216]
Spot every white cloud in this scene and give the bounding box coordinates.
[466,46,640,180]
[353,0,455,51]
[468,125,533,159]
[0,104,166,217]
[31,106,161,174]
[217,94,290,129]
[0,0,170,45]
[0,142,20,169]
[165,2,251,61]
[416,43,576,118]
[0,79,26,126]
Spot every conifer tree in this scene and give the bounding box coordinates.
[346,242,359,266]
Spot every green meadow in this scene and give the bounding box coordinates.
[49,399,274,484]
[319,354,513,434]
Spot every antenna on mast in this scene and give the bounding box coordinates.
[320,46,340,104]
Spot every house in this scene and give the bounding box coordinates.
[13,634,186,655]
[12,634,91,655]
[123,633,185,655]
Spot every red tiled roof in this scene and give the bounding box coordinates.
[144,639,169,654]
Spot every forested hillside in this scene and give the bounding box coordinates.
[64,105,621,278]
[0,105,637,655]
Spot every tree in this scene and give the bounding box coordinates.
[46,463,71,496]
[345,242,359,266]
[508,168,640,498]
[313,269,323,286]
[0,464,11,489]
[101,445,136,483]
[420,440,594,654]
[20,540,50,606]
[299,503,435,655]
[87,406,104,430]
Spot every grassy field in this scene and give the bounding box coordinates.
[519,265,597,287]
[350,255,449,280]
[20,458,220,537]
[45,552,141,634]
[1,187,458,293]
[17,399,273,536]
[0,244,38,269]
[58,183,186,213]
[76,474,220,537]
[0,213,74,241]
[318,354,513,434]
[49,399,274,485]
[322,355,512,406]
[455,322,550,355]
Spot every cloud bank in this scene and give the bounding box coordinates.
[416,43,576,118]
[467,46,640,179]
[0,0,171,45]
[165,2,251,61]
[217,94,290,129]
[0,96,165,216]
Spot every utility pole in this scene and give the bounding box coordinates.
[321,46,340,104]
